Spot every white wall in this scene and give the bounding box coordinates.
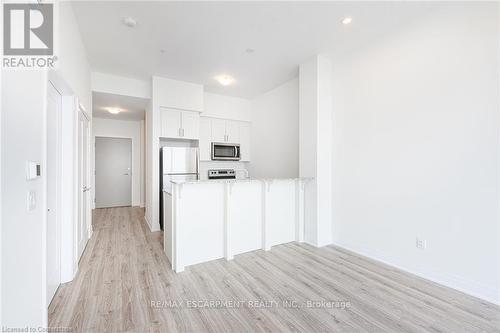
[91,72,151,99]
[203,92,252,122]
[2,71,48,327]
[56,2,91,113]
[299,56,334,247]
[249,79,299,179]
[92,118,144,207]
[330,3,500,304]
[1,2,91,326]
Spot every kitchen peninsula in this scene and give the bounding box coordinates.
[163,178,310,272]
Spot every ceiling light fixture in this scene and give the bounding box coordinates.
[215,75,235,86]
[106,107,122,115]
[341,16,353,25]
[122,16,137,28]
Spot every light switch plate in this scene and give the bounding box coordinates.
[416,237,427,250]
[27,191,36,211]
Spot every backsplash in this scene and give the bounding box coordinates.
[199,161,249,180]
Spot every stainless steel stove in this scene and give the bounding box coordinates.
[207,169,236,180]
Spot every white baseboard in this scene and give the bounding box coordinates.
[144,214,152,231]
[144,214,161,232]
[333,240,500,306]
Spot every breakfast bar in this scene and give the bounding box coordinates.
[163,178,310,272]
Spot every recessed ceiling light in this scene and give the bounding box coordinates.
[215,75,235,86]
[106,107,123,114]
[122,16,137,28]
[341,17,353,25]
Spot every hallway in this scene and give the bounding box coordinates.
[48,207,500,332]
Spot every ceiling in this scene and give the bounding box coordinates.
[93,91,149,121]
[72,1,438,98]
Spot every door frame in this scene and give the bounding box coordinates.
[46,71,92,290]
[45,81,63,307]
[93,135,135,209]
[77,107,92,261]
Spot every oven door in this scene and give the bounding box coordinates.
[211,142,241,161]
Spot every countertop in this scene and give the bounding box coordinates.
[170,177,313,185]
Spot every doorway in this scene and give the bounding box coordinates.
[95,137,132,208]
[46,82,62,306]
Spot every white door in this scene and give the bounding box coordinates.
[47,82,61,306]
[160,108,181,138]
[211,118,226,142]
[77,111,90,260]
[181,111,200,139]
[225,120,240,143]
[95,137,132,208]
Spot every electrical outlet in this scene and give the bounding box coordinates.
[416,237,427,250]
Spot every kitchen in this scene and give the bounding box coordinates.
[155,78,309,272]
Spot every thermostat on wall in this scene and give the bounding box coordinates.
[26,161,41,180]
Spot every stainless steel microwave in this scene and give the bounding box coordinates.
[211,142,241,161]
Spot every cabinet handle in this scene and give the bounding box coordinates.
[182,128,185,137]
[178,128,181,137]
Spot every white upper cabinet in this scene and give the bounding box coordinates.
[199,118,212,161]
[211,118,226,143]
[199,117,251,161]
[210,119,240,143]
[181,111,200,140]
[225,121,240,144]
[239,123,251,162]
[161,108,182,138]
[153,76,203,112]
[160,107,200,140]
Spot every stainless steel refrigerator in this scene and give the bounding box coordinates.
[160,146,199,230]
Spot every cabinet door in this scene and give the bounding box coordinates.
[239,122,251,161]
[211,118,226,142]
[161,108,182,138]
[225,120,240,143]
[199,117,212,161]
[181,111,200,139]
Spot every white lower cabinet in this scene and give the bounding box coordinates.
[199,116,251,161]
[160,107,200,139]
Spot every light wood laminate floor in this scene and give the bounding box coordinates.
[48,207,500,332]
